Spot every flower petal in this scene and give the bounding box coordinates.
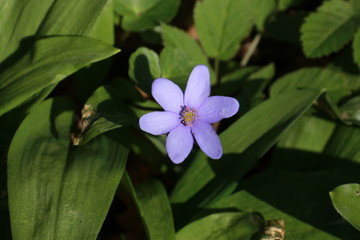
[152,78,184,112]
[198,96,240,123]
[191,121,222,159]
[139,111,180,135]
[166,125,193,164]
[184,65,210,109]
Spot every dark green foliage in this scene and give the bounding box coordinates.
[1,0,360,239]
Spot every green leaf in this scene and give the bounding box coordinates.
[353,29,360,66]
[0,36,119,117]
[176,212,261,240]
[211,168,360,239]
[171,89,322,225]
[0,0,111,62]
[350,0,360,16]
[80,84,137,141]
[194,0,253,60]
[160,47,196,89]
[271,115,336,170]
[252,0,276,32]
[8,97,128,240]
[161,24,209,67]
[270,68,352,101]
[70,0,116,103]
[78,85,137,145]
[122,173,176,240]
[114,0,180,31]
[80,117,122,145]
[160,24,214,85]
[37,0,110,36]
[340,96,360,124]
[330,184,360,231]
[129,47,161,94]
[0,0,52,62]
[301,0,358,57]
[323,124,360,164]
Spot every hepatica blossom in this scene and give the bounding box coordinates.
[139,65,239,164]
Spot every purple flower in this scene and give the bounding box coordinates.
[139,65,240,164]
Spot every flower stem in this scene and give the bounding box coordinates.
[240,34,261,67]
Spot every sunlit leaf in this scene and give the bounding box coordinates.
[161,24,214,85]
[176,212,261,240]
[330,183,360,231]
[252,0,276,32]
[271,115,336,171]
[301,0,357,57]
[194,0,253,60]
[270,67,353,103]
[114,0,180,31]
[0,36,119,117]
[8,97,128,239]
[323,124,360,164]
[160,47,195,89]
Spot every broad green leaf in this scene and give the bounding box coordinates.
[176,212,261,240]
[171,89,322,225]
[160,24,214,85]
[0,36,119,117]
[330,184,360,231]
[0,0,115,122]
[70,0,116,102]
[88,0,114,44]
[8,97,129,240]
[0,0,111,62]
[194,0,253,60]
[129,47,161,94]
[350,0,360,17]
[160,47,196,89]
[161,24,210,68]
[37,0,109,36]
[211,168,360,240]
[323,124,360,164]
[276,116,336,153]
[0,0,52,62]
[122,173,176,240]
[301,0,357,57]
[114,0,180,31]
[271,115,336,170]
[340,96,360,124]
[270,68,352,102]
[353,29,360,66]
[252,0,276,32]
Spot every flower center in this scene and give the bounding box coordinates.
[179,105,198,126]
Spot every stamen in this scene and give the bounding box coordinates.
[179,105,198,126]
